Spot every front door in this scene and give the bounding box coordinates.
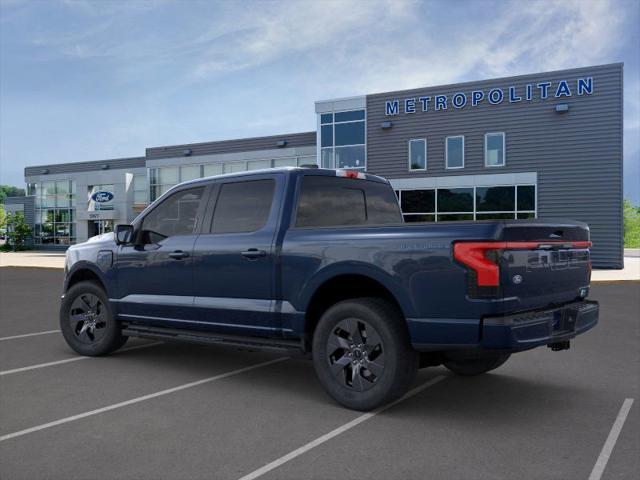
[89,220,114,237]
[191,174,283,336]
[114,186,208,324]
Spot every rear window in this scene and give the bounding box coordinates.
[295,176,401,228]
[211,179,275,234]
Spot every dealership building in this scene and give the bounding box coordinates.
[15,63,623,268]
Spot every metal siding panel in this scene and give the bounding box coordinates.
[145,131,317,159]
[366,64,623,268]
[24,157,146,176]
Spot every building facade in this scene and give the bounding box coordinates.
[22,63,623,268]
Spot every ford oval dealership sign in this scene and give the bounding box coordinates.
[91,191,114,203]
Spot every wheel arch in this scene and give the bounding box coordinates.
[65,262,109,295]
[302,267,412,342]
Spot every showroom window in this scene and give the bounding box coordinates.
[397,184,536,222]
[132,174,148,206]
[408,139,427,171]
[485,132,505,167]
[320,110,366,170]
[33,179,76,245]
[446,136,464,169]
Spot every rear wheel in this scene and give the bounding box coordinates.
[443,353,510,376]
[312,298,418,411]
[60,281,127,356]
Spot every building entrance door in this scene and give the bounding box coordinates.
[89,220,114,237]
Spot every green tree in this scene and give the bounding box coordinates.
[0,205,6,231]
[0,185,26,204]
[623,199,640,248]
[5,211,32,250]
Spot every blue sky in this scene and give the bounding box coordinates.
[1,0,639,202]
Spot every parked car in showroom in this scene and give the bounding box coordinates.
[60,167,598,410]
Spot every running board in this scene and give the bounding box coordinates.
[122,324,306,354]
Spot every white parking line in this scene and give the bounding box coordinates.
[0,330,60,341]
[0,356,288,442]
[588,398,635,480]
[237,375,447,480]
[0,341,162,376]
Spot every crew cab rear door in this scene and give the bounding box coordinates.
[191,173,284,335]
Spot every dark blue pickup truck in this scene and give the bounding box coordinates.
[61,167,598,410]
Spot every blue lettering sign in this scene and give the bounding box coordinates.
[385,100,399,115]
[555,80,572,97]
[525,84,533,101]
[418,96,431,111]
[471,90,484,106]
[488,88,504,104]
[435,95,447,110]
[91,191,114,203]
[452,93,467,108]
[509,86,522,102]
[405,98,416,113]
[537,82,551,99]
[577,77,593,95]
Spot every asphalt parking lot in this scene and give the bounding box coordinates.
[0,267,638,480]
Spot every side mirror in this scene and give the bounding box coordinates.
[115,224,134,245]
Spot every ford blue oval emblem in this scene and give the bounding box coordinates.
[91,191,114,203]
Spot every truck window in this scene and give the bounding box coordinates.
[142,187,204,242]
[296,176,401,228]
[211,179,275,234]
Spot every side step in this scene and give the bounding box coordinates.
[122,323,306,354]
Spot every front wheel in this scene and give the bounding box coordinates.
[60,280,128,356]
[312,298,418,411]
[443,353,510,376]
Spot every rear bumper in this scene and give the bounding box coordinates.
[409,299,599,352]
[482,300,599,350]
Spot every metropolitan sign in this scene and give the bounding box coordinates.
[384,77,594,115]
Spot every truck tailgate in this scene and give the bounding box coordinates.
[499,222,591,311]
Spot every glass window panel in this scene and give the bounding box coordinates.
[517,185,535,211]
[70,181,76,194]
[55,180,69,194]
[335,110,365,122]
[150,168,159,185]
[203,164,223,177]
[400,190,435,213]
[273,158,297,168]
[476,186,515,212]
[224,162,246,173]
[485,133,505,166]
[150,185,160,202]
[403,214,435,223]
[247,159,272,171]
[321,148,334,169]
[517,212,536,219]
[335,145,365,169]
[43,182,56,195]
[180,165,201,181]
[133,174,147,191]
[297,156,316,166]
[446,137,464,168]
[211,180,275,234]
[320,113,333,124]
[158,166,179,184]
[476,213,515,220]
[437,214,474,221]
[142,187,204,240]
[335,122,365,146]
[321,125,333,148]
[437,188,473,212]
[409,140,426,170]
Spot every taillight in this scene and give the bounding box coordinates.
[454,242,504,287]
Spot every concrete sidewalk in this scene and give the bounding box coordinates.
[1,250,639,282]
[0,251,66,269]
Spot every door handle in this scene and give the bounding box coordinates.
[241,248,267,260]
[168,250,189,260]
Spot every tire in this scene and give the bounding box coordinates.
[443,353,510,376]
[60,280,128,356]
[312,298,418,411]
